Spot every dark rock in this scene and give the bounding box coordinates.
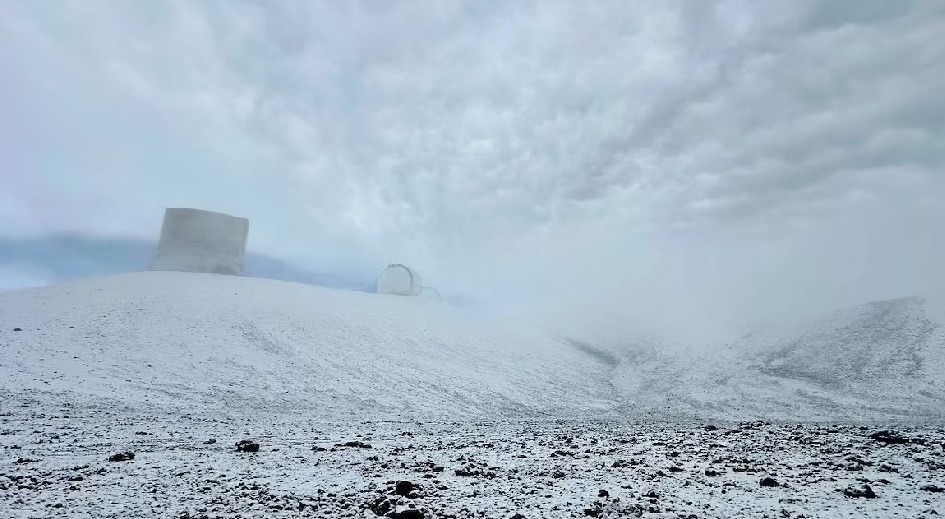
[394,480,415,497]
[390,510,425,519]
[337,441,372,449]
[843,485,877,499]
[203,439,216,445]
[598,489,609,498]
[13,328,22,332]
[134,431,150,436]
[869,431,910,445]
[107,452,135,462]
[668,466,684,473]
[760,477,779,487]
[311,446,326,452]
[705,469,721,477]
[235,440,259,453]
[921,485,945,493]
[704,425,718,431]
[369,496,393,516]
[14,458,39,464]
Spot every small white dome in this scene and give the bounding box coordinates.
[376,264,423,296]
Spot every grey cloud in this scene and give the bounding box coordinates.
[2,0,944,340]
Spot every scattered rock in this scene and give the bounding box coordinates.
[869,431,910,445]
[235,440,259,453]
[4,412,944,517]
[842,485,877,499]
[107,452,135,462]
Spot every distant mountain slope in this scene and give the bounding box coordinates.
[0,234,372,290]
[0,272,618,419]
[612,297,945,421]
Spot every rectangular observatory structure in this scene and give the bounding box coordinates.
[149,208,249,275]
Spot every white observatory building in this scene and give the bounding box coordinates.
[149,208,249,275]
[376,263,423,296]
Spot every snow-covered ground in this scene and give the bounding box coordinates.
[2,391,943,518]
[2,272,944,517]
[0,272,618,420]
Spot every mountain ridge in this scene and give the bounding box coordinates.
[610,296,945,421]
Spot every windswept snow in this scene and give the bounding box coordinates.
[0,272,618,419]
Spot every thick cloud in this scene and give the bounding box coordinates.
[1,1,943,340]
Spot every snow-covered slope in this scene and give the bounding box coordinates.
[3,272,943,422]
[0,272,618,419]
[612,297,945,421]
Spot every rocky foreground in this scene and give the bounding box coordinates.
[1,393,943,518]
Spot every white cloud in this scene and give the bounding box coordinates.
[1,0,943,340]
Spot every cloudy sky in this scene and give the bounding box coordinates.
[1,0,944,339]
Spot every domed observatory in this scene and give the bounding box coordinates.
[149,208,249,275]
[376,264,423,296]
